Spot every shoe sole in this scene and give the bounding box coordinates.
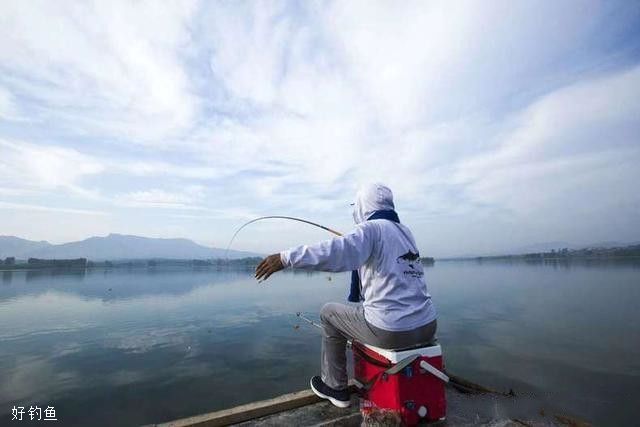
[310,378,351,408]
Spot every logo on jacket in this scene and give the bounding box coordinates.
[397,250,420,269]
[397,250,424,278]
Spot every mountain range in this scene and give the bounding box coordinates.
[509,240,640,255]
[0,234,260,260]
[2,234,635,261]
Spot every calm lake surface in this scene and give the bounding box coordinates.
[0,260,639,426]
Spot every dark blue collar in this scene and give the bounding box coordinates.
[366,209,400,223]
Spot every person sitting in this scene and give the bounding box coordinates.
[254,183,437,408]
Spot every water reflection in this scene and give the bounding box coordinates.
[0,262,638,426]
[25,268,87,282]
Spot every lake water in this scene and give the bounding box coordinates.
[0,260,638,426]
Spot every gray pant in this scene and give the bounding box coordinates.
[320,302,437,390]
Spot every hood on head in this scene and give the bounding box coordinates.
[352,183,395,224]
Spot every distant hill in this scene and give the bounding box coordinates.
[0,236,52,258]
[509,240,639,255]
[440,240,640,260]
[510,241,574,254]
[0,234,259,260]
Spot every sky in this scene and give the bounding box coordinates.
[0,0,639,257]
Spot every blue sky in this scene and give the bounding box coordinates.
[1,0,639,257]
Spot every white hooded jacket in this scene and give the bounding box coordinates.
[280,183,436,331]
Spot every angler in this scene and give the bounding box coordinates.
[255,183,438,409]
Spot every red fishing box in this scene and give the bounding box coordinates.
[352,342,447,425]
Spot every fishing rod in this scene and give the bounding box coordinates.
[225,215,343,259]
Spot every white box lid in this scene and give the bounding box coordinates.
[363,344,442,364]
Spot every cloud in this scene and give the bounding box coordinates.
[0,1,639,254]
[318,0,617,127]
[0,0,199,142]
[0,201,106,216]
[115,186,205,209]
[0,86,18,120]
[0,139,104,194]
[457,66,640,216]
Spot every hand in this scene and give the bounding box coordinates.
[255,253,284,282]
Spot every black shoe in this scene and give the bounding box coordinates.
[310,376,350,408]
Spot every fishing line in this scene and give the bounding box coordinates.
[295,312,353,348]
[296,312,324,330]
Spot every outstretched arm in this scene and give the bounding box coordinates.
[254,223,376,282]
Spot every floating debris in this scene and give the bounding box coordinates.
[362,408,402,426]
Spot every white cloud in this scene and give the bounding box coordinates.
[115,159,226,180]
[0,1,638,254]
[0,139,104,194]
[196,3,371,192]
[319,0,604,127]
[115,186,204,209]
[0,201,106,216]
[457,66,640,212]
[203,1,294,106]
[0,86,18,119]
[0,0,199,141]
[184,0,628,206]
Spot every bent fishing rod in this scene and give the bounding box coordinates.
[225,215,343,259]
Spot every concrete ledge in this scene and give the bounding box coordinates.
[150,389,323,427]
